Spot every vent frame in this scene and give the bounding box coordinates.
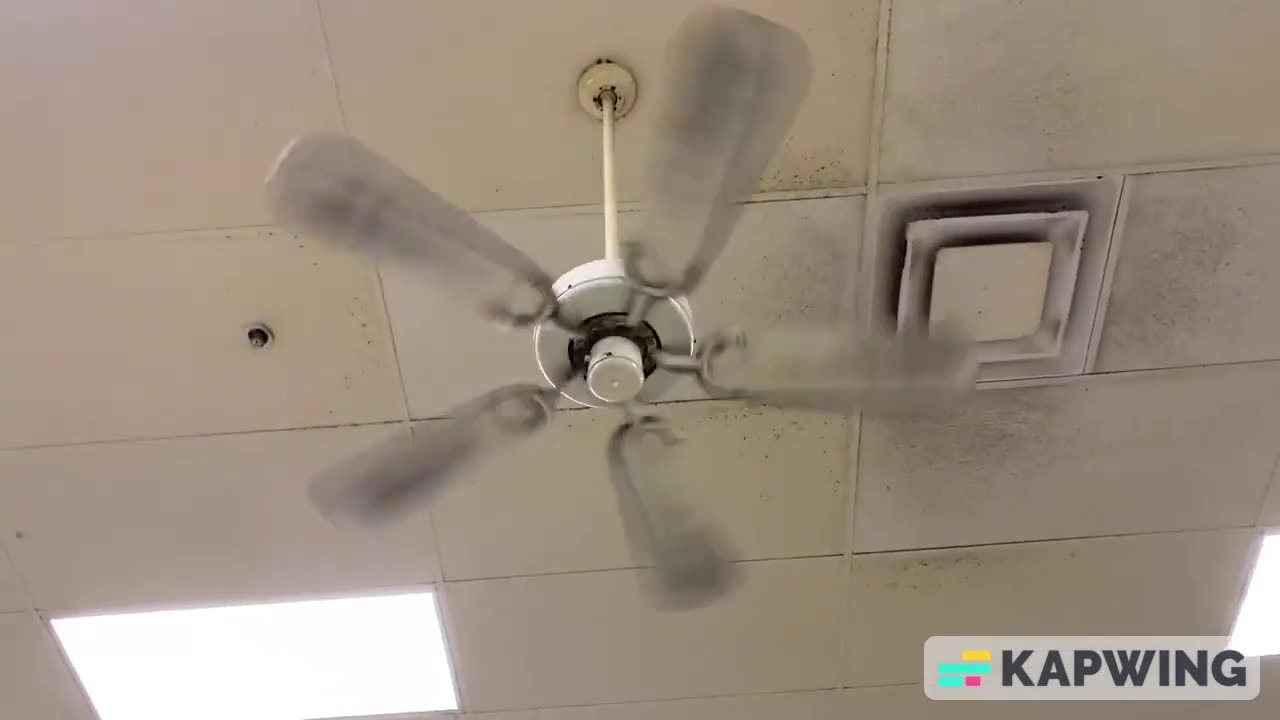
[863,176,1122,381]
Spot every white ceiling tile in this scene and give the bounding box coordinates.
[845,660,1280,720]
[880,0,1280,181]
[855,364,1280,553]
[0,228,403,448]
[468,690,845,720]
[846,529,1256,687]
[1097,165,1280,372]
[445,557,847,711]
[319,0,874,213]
[0,424,438,613]
[384,197,862,418]
[0,0,341,241]
[0,612,95,720]
[0,551,26,614]
[430,403,848,581]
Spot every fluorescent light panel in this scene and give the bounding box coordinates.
[52,592,458,720]
[1229,533,1280,657]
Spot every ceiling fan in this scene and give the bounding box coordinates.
[267,6,977,610]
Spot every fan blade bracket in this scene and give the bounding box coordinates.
[652,349,702,375]
[310,383,558,528]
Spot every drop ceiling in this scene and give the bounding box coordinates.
[3,0,1280,718]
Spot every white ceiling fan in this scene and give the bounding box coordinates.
[267,6,977,610]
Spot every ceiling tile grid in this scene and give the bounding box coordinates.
[6,0,1280,718]
[465,689,846,720]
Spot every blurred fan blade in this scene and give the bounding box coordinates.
[695,325,979,416]
[312,384,556,527]
[624,7,812,295]
[607,415,738,610]
[268,134,557,327]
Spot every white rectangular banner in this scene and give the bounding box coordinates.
[924,636,1260,701]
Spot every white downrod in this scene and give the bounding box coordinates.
[601,90,620,260]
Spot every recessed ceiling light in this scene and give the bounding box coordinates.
[1229,533,1280,658]
[51,592,457,720]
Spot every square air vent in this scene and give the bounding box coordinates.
[897,210,1087,364]
[865,177,1121,381]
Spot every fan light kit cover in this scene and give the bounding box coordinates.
[267,6,978,610]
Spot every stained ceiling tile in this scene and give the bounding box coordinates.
[382,196,861,419]
[1097,165,1280,372]
[0,0,341,241]
[845,661,1280,719]
[0,424,438,613]
[0,612,95,720]
[846,529,1256,687]
[689,196,862,355]
[318,0,875,213]
[0,228,403,448]
[855,363,1280,553]
[468,690,845,720]
[880,0,1280,181]
[428,403,849,581]
[444,557,847,711]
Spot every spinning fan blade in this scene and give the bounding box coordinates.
[311,384,556,527]
[607,415,738,609]
[268,134,557,327]
[690,325,979,416]
[624,7,812,295]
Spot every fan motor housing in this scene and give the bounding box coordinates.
[534,259,694,408]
